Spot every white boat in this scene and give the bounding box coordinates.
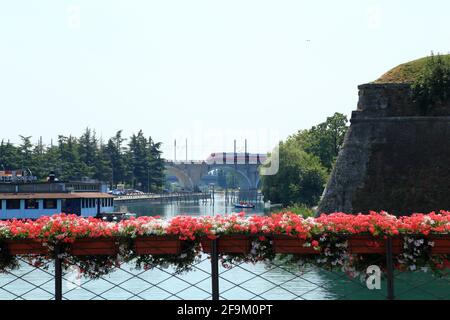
[234,203,256,209]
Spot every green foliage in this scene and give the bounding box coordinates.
[261,141,328,207]
[261,113,348,207]
[0,129,165,192]
[279,204,315,218]
[292,113,348,170]
[412,53,450,115]
[375,54,450,84]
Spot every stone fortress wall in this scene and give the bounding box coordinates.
[318,83,450,216]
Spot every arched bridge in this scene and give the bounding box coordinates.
[165,157,264,191]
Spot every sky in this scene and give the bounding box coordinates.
[1,1,449,160]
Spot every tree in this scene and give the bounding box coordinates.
[31,137,47,178]
[0,140,19,170]
[42,143,61,178]
[0,130,165,188]
[261,140,328,207]
[57,135,89,180]
[94,143,113,184]
[18,135,33,170]
[128,130,148,190]
[291,112,348,170]
[147,137,165,192]
[261,113,348,207]
[412,53,450,115]
[105,131,127,187]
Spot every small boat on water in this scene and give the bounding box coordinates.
[234,202,256,209]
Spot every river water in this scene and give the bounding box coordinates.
[114,192,269,218]
[0,195,448,300]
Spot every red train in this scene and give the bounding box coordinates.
[206,152,267,165]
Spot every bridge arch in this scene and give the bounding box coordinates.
[165,166,194,190]
[208,165,252,190]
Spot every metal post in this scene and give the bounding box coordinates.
[211,239,220,300]
[174,139,177,161]
[245,139,248,164]
[386,237,395,300]
[54,244,63,301]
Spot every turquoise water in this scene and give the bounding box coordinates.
[114,193,270,218]
[0,258,448,300]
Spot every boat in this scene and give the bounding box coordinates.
[234,202,256,209]
[0,170,131,220]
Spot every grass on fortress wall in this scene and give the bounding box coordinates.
[375,54,450,84]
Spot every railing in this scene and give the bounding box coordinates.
[114,192,210,201]
[1,237,449,300]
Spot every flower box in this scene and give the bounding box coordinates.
[134,236,182,255]
[347,235,402,254]
[272,235,320,254]
[429,235,450,254]
[201,235,251,254]
[70,238,118,256]
[4,239,47,255]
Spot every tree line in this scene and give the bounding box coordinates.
[261,112,349,207]
[0,129,165,193]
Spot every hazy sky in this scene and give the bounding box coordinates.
[1,1,449,159]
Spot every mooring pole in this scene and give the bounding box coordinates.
[386,237,395,300]
[211,239,220,300]
[54,244,63,301]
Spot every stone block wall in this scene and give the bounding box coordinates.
[318,83,450,216]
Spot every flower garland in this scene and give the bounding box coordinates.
[0,212,448,278]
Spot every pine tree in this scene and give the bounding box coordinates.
[0,140,20,170]
[105,131,127,187]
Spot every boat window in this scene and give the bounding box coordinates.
[0,200,2,210]
[25,199,39,209]
[44,199,57,209]
[6,200,21,210]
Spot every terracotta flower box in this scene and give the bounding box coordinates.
[272,235,319,254]
[4,239,47,255]
[70,238,118,256]
[134,236,182,255]
[201,235,251,254]
[429,235,450,254]
[347,235,402,254]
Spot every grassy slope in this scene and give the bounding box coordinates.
[374,54,450,84]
